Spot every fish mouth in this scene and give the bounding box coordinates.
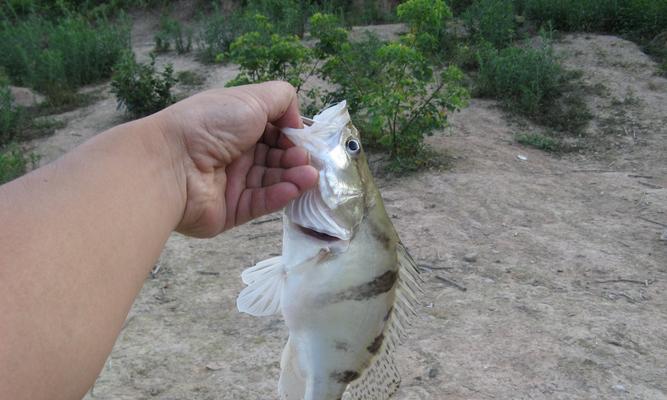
[295,224,342,242]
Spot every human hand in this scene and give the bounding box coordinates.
[152,81,318,238]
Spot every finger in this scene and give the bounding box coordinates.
[253,143,270,167]
[266,147,309,169]
[262,165,315,187]
[246,165,267,188]
[243,81,304,129]
[262,123,296,149]
[234,165,318,225]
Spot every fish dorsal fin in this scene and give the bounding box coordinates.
[343,242,423,399]
[236,256,285,316]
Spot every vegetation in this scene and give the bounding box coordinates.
[0,142,38,184]
[309,12,468,170]
[0,73,20,145]
[154,16,192,54]
[176,70,206,87]
[397,0,452,55]
[111,52,176,117]
[226,14,313,90]
[463,0,516,48]
[515,132,562,152]
[0,14,130,105]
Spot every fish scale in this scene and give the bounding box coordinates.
[237,101,422,400]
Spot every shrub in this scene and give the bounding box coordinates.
[0,15,130,103]
[196,8,258,64]
[245,0,311,37]
[0,143,38,185]
[154,16,192,54]
[226,14,312,91]
[309,12,348,57]
[476,39,591,133]
[463,0,516,48]
[357,45,468,168]
[315,29,468,168]
[476,42,563,117]
[0,73,21,145]
[397,0,452,54]
[316,32,386,113]
[111,52,176,117]
[515,132,561,152]
[519,0,667,40]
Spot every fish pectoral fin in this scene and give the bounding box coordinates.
[237,256,285,316]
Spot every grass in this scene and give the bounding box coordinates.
[463,0,516,48]
[515,132,562,152]
[0,142,39,185]
[111,52,176,117]
[517,0,667,41]
[0,14,130,106]
[176,70,206,87]
[475,39,592,135]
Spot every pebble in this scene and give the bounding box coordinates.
[660,229,667,241]
[612,384,627,392]
[428,368,438,378]
[463,253,478,262]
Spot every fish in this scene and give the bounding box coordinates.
[236,101,422,400]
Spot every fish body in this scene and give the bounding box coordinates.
[237,101,421,400]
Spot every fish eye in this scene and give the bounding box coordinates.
[345,138,360,155]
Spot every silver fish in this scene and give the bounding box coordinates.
[237,101,421,400]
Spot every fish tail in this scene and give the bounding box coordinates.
[279,337,306,400]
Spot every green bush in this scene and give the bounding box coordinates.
[463,0,516,48]
[0,143,38,185]
[245,0,311,37]
[519,0,667,40]
[316,32,386,113]
[0,73,21,145]
[196,8,258,63]
[476,40,591,133]
[0,15,130,103]
[397,0,452,54]
[515,132,561,152]
[309,12,348,57]
[226,14,312,91]
[111,52,176,117]
[314,27,468,168]
[476,42,563,117]
[154,16,192,54]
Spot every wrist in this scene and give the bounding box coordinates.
[133,113,188,231]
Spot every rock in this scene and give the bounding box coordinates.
[463,253,477,262]
[9,86,45,108]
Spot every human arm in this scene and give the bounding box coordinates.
[0,81,317,400]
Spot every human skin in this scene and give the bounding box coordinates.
[0,81,318,400]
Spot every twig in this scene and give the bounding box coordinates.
[435,275,467,292]
[638,181,662,189]
[197,271,221,276]
[569,169,612,173]
[628,174,654,179]
[251,216,281,225]
[419,264,453,271]
[638,216,667,227]
[593,278,654,286]
[248,232,275,240]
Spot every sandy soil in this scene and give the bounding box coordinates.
[29,18,666,400]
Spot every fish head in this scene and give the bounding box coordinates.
[281,101,370,242]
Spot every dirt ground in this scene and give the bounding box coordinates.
[29,16,666,400]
